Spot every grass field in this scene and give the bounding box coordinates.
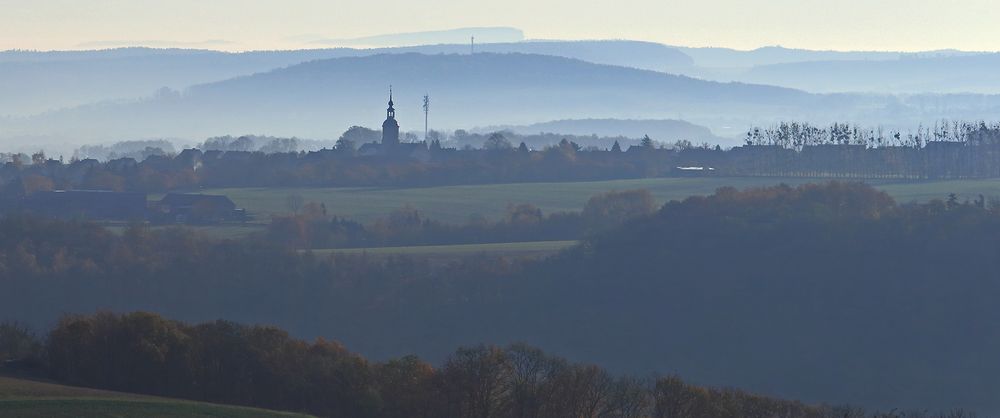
[139,177,1000,240]
[104,223,268,240]
[308,240,578,258]
[0,376,312,418]
[201,177,1000,225]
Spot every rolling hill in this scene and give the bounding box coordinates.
[3,36,999,124]
[669,45,991,90]
[0,48,367,116]
[0,375,312,418]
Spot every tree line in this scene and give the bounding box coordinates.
[737,120,1000,178]
[744,120,1000,149]
[0,120,998,200]
[0,138,670,196]
[0,312,975,418]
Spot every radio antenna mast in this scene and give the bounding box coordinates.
[422,94,430,141]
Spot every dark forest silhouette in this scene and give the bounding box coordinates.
[0,312,977,418]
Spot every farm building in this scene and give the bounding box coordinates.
[155,193,246,223]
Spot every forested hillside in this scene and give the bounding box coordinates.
[1,182,1000,413]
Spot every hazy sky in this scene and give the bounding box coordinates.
[2,0,998,52]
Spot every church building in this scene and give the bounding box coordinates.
[358,88,429,161]
[381,89,400,147]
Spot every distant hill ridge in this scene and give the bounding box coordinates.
[5,45,1000,155]
[484,118,722,144]
[3,38,997,119]
[0,40,692,117]
[307,26,525,47]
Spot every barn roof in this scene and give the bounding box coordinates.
[160,193,236,210]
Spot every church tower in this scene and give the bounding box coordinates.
[381,87,400,147]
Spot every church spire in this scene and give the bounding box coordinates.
[387,85,395,119]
